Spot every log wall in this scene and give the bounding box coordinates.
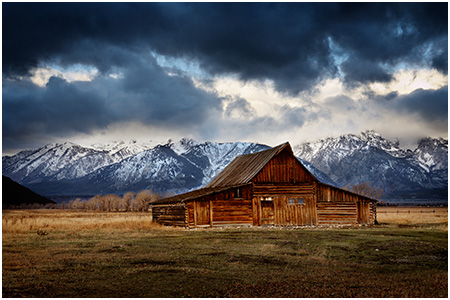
[316,183,361,203]
[185,185,253,228]
[317,202,357,225]
[152,204,187,227]
[253,183,314,196]
[316,183,376,225]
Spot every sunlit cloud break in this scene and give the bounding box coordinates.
[30,64,99,87]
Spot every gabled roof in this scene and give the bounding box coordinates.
[205,142,292,188]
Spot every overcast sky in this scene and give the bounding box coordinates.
[2,2,448,155]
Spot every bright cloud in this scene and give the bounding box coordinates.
[30,64,99,87]
[368,69,448,96]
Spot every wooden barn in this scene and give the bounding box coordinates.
[152,142,377,228]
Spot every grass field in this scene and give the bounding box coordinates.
[2,208,448,297]
[377,206,448,228]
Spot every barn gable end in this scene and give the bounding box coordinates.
[253,145,316,184]
[152,142,377,228]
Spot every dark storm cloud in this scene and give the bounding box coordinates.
[2,3,448,151]
[340,57,393,87]
[3,77,109,149]
[432,49,448,75]
[3,2,447,94]
[391,86,448,124]
[326,3,448,85]
[2,53,222,150]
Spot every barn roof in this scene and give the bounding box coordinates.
[205,142,292,188]
[152,183,250,204]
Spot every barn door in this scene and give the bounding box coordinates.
[261,200,274,225]
[195,201,210,226]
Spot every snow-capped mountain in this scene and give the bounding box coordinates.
[2,140,158,184]
[2,142,112,183]
[90,140,158,161]
[2,132,447,203]
[294,131,411,172]
[2,140,273,195]
[294,130,448,199]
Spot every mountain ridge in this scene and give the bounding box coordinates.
[2,131,447,204]
[2,176,56,208]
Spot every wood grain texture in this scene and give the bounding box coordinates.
[152,204,186,227]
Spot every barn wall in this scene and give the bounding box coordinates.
[211,199,253,226]
[370,202,376,224]
[185,185,253,228]
[253,183,314,196]
[357,201,376,224]
[316,183,376,225]
[253,148,315,184]
[152,204,187,227]
[252,183,316,226]
[317,202,357,225]
[274,195,317,225]
[186,201,196,228]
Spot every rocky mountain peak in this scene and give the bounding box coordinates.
[414,137,448,172]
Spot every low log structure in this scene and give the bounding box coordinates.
[152,142,377,228]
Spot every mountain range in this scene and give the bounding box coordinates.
[2,131,447,204]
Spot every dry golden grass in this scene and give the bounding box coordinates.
[2,209,173,234]
[2,209,447,298]
[4,207,447,234]
[377,206,448,230]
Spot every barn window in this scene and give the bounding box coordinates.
[297,198,305,205]
[288,198,295,204]
[234,188,242,199]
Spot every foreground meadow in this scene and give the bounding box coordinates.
[2,208,448,298]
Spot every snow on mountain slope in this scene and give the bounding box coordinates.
[3,133,447,200]
[181,141,270,185]
[413,137,448,172]
[294,130,410,169]
[90,140,159,161]
[2,142,107,183]
[293,131,448,194]
[170,138,197,155]
[62,145,204,195]
[3,140,161,184]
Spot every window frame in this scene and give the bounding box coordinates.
[234,187,242,199]
[287,197,306,205]
[297,197,305,205]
